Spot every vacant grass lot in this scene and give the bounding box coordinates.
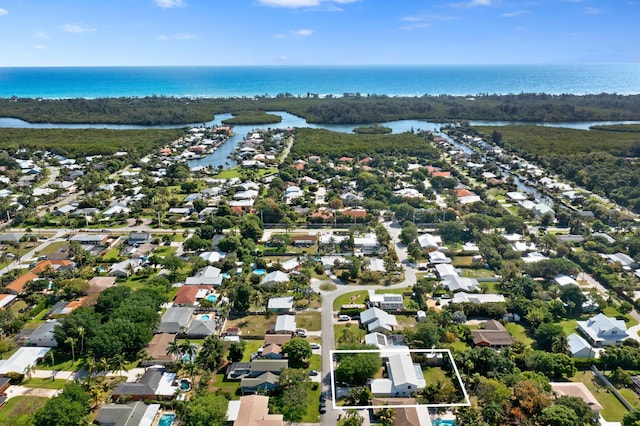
[225,315,275,336]
[571,371,629,422]
[0,395,48,426]
[21,377,67,390]
[296,312,322,331]
[333,290,367,311]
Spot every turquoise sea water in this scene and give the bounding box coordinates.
[1,64,639,98]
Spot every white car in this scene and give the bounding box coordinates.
[296,328,307,337]
[310,343,320,349]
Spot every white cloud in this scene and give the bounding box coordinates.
[257,0,357,8]
[62,24,97,33]
[0,8,8,16]
[155,0,184,8]
[35,31,50,39]
[279,55,289,61]
[451,0,492,8]
[582,7,602,14]
[291,29,313,36]
[273,33,288,39]
[502,10,527,17]
[174,33,197,39]
[400,13,456,29]
[157,33,196,40]
[34,45,47,50]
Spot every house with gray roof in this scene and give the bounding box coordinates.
[95,402,160,426]
[370,350,426,397]
[185,319,217,338]
[267,296,294,313]
[577,313,629,347]
[26,320,59,347]
[158,307,195,334]
[112,366,178,401]
[360,307,398,333]
[274,315,296,334]
[261,271,290,288]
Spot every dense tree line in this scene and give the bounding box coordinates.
[3,93,640,125]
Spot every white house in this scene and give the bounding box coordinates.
[417,234,440,251]
[554,275,579,288]
[267,296,294,313]
[428,251,451,264]
[567,333,596,358]
[360,307,398,333]
[452,293,505,304]
[274,315,296,334]
[368,290,404,311]
[442,276,479,293]
[261,271,290,288]
[109,259,142,277]
[576,313,629,347]
[185,266,223,286]
[370,350,426,397]
[353,234,380,255]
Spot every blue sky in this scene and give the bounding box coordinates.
[0,0,637,66]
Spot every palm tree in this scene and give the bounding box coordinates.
[551,334,569,354]
[179,341,198,363]
[77,326,85,355]
[137,350,153,372]
[250,291,264,314]
[110,354,128,378]
[166,340,182,361]
[81,356,97,385]
[65,336,77,364]
[184,361,199,384]
[99,357,111,379]
[49,351,56,379]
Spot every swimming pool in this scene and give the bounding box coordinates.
[200,314,211,320]
[158,413,175,426]
[222,273,231,279]
[433,419,456,426]
[206,295,217,302]
[253,269,266,275]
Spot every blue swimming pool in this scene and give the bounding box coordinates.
[206,295,217,302]
[253,269,266,275]
[201,314,211,320]
[222,273,231,279]
[158,413,175,426]
[433,419,456,426]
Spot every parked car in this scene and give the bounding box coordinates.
[296,328,307,337]
[310,343,320,349]
[309,370,319,376]
[319,401,326,414]
[338,315,351,321]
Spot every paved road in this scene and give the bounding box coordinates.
[314,219,416,426]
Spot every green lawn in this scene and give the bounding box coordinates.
[505,323,534,347]
[225,315,275,336]
[319,283,337,291]
[35,241,69,256]
[603,306,638,327]
[212,372,242,399]
[295,312,321,331]
[422,366,448,384]
[103,247,120,260]
[459,268,497,278]
[241,340,264,362]
[571,371,630,422]
[334,324,366,347]
[333,290,368,311]
[395,314,417,331]
[301,384,322,423]
[21,377,67,389]
[0,396,48,426]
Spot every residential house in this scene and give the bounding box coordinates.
[142,333,177,366]
[281,258,300,273]
[260,335,292,359]
[95,402,161,426]
[273,315,296,334]
[158,307,195,334]
[288,234,316,247]
[226,360,288,394]
[185,265,223,287]
[550,382,602,414]
[199,251,226,264]
[173,285,212,306]
[567,333,596,359]
[109,259,142,277]
[370,350,426,397]
[605,253,636,271]
[226,395,284,426]
[0,294,17,310]
[185,318,217,338]
[442,275,479,293]
[533,203,555,219]
[70,233,109,246]
[452,293,506,304]
[577,313,629,347]
[0,347,50,376]
[471,320,513,349]
[368,290,404,311]
[261,271,290,288]
[554,275,579,288]
[353,233,380,256]
[127,231,153,246]
[26,320,59,347]
[428,251,452,265]
[360,307,398,333]
[417,234,441,251]
[112,366,178,402]
[267,296,294,313]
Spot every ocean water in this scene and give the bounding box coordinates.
[0,64,639,99]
